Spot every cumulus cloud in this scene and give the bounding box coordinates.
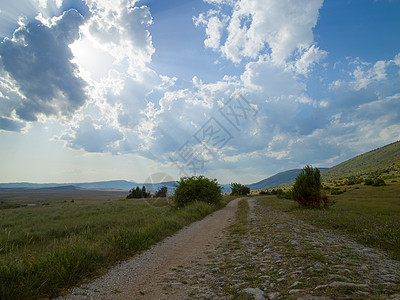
[82,0,154,76]
[194,10,228,50]
[59,0,165,153]
[329,54,400,96]
[241,55,305,95]
[196,0,324,64]
[291,45,328,76]
[62,116,124,153]
[0,9,87,122]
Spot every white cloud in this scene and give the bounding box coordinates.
[241,55,304,95]
[292,44,328,76]
[194,10,228,50]
[81,0,154,77]
[197,0,324,64]
[32,0,63,10]
[329,54,400,92]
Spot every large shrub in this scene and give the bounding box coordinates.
[230,182,250,196]
[174,176,222,207]
[292,165,332,208]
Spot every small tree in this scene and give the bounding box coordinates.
[174,175,222,207]
[142,186,151,198]
[292,165,332,208]
[127,185,151,199]
[154,186,168,198]
[230,182,250,196]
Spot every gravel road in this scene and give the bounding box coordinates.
[59,197,241,300]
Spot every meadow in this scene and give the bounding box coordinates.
[0,189,235,299]
[259,179,400,260]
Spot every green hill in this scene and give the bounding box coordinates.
[322,140,400,179]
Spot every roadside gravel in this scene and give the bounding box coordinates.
[171,197,400,299]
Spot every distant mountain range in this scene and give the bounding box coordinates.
[0,180,179,193]
[2,140,398,192]
[0,180,136,190]
[0,171,318,192]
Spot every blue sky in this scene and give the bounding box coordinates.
[0,0,399,184]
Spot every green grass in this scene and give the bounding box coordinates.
[0,192,233,299]
[231,198,249,234]
[259,180,400,260]
[322,140,400,179]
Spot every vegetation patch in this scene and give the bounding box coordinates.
[0,192,232,299]
[173,175,222,207]
[261,178,400,260]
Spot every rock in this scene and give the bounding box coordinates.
[329,281,369,289]
[289,281,302,288]
[314,284,329,290]
[288,270,303,277]
[297,296,333,300]
[267,291,280,299]
[354,291,370,296]
[289,288,304,294]
[242,287,265,300]
[315,281,369,290]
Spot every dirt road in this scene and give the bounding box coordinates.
[61,197,241,299]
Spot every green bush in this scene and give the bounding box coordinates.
[292,165,333,208]
[330,187,345,195]
[364,178,374,185]
[230,182,250,196]
[173,176,222,207]
[278,190,293,200]
[364,177,386,186]
[372,178,386,186]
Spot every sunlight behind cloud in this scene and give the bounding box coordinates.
[1,0,400,183]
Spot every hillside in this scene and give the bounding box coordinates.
[322,140,400,179]
[247,169,301,190]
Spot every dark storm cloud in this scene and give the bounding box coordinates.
[0,116,25,131]
[0,9,87,122]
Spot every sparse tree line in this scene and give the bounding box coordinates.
[126,185,168,199]
[128,165,382,209]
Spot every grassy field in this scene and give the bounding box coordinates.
[259,179,400,260]
[322,140,400,179]
[0,189,235,299]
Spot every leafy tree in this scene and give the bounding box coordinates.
[142,186,151,198]
[154,186,168,198]
[126,185,151,199]
[292,165,333,208]
[230,182,250,196]
[174,175,222,207]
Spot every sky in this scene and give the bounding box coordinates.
[0,0,399,184]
